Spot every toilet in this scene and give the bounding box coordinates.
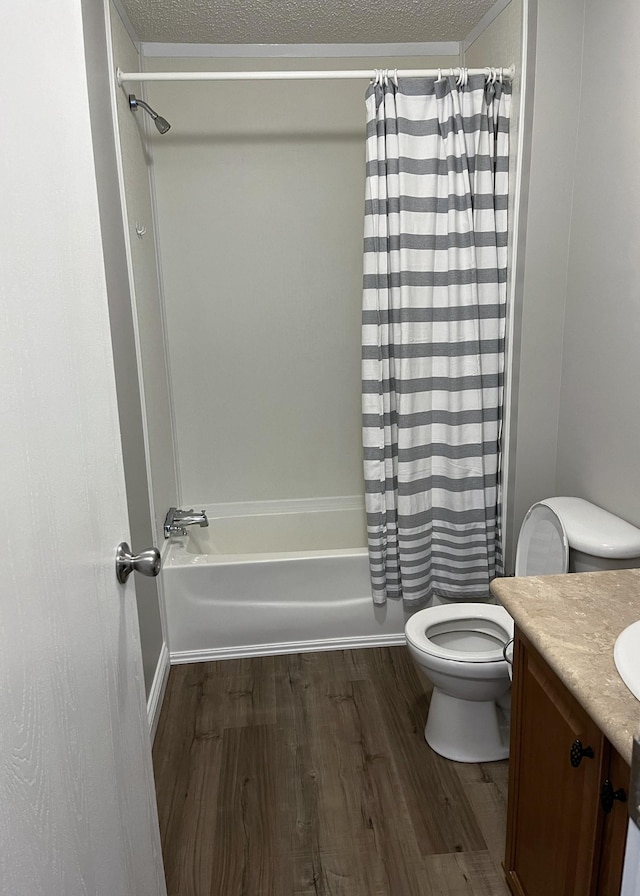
[405,497,640,763]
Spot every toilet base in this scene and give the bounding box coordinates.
[424,687,510,763]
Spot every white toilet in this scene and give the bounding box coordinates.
[405,497,640,763]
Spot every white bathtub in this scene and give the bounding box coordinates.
[162,497,407,662]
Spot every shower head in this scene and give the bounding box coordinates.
[128,94,171,134]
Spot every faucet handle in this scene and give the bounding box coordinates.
[163,507,181,539]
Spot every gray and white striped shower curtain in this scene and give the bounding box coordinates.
[362,73,510,607]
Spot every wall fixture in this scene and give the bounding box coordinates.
[128,94,171,134]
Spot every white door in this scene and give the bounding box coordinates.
[0,3,166,895]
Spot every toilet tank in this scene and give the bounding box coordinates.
[543,497,640,573]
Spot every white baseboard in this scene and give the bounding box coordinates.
[147,641,170,742]
[170,632,407,665]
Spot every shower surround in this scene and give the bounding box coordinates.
[147,54,458,509]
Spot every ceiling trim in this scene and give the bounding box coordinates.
[462,0,514,52]
[111,0,141,48]
[140,41,461,59]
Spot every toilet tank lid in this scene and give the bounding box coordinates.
[542,497,640,558]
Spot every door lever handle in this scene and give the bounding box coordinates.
[116,542,161,584]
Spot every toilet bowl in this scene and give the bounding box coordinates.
[405,497,640,763]
[406,604,514,762]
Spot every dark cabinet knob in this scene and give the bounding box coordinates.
[600,779,627,814]
[570,739,595,767]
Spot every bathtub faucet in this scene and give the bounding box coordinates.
[164,507,209,538]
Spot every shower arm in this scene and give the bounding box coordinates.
[129,95,157,119]
[128,94,171,133]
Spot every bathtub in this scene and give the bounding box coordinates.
[162,497,407,662]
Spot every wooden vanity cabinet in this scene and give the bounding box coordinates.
[505,630,629,896]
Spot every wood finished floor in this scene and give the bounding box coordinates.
[152,647,510,896]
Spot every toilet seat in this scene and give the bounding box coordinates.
[405,604,513,663]
[515,501,569,576]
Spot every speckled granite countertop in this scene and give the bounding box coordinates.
[490,569,640,766]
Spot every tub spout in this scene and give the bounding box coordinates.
[164,507,209,538]
[175,509,209,528]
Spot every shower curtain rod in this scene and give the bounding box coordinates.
[117,64,515,85]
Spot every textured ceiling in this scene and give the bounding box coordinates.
[119,0,498,44]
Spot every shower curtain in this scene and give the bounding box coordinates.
[362,73,510,608]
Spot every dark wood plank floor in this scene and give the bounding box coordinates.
[152,647,510,896]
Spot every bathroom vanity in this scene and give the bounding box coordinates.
[491,569,640,896]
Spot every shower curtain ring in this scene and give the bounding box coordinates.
[393,69,398,87]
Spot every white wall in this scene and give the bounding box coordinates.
[555,0,640,525]
[506,0,586,562]
[507,0,640,554]
[83,1,165,699]
[465,0,524,567]
[110,8,178,542]
[147,54,459,506]
[106,2,640,594]
[108,5,176,697]
[465,0,522,69]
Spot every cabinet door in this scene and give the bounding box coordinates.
[596,746,629,896]
[505,634,605,896]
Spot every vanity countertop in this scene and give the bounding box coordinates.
[490,568,640,766]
